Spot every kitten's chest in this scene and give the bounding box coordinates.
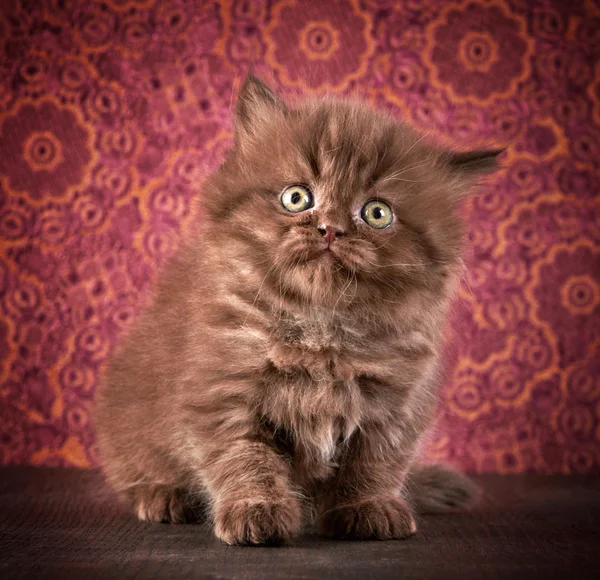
[275,314,341,350]
[269,313,363,376]
[262,314,366,471]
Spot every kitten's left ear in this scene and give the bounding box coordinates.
[235,75,287,142]
[442,147,506,180]
[446,148,506,176]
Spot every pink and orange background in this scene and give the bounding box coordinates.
[0,0,599,473]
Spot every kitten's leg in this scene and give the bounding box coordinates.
[316,426,417,541]
[203,439,302,545]
[404,463,480,514]
[124,484,196,524]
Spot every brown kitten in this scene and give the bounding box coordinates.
[96,76,502,545]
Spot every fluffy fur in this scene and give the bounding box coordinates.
[96,76,502,545]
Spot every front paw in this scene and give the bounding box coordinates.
[214,498,302,545]
[318,496,416,540]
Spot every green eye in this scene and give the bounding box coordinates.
[361,200,393,229]
[281,185,313,213]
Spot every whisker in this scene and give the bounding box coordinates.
[397,132,431,162]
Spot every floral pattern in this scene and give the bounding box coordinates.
[265,0,374,92]
[0,0,598,473]
[0,100,94,201]
[425,1,533,103]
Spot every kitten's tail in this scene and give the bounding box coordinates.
[404,463,481,514]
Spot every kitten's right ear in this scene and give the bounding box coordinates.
[235,75,287,141]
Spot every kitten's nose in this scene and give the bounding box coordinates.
[317,224,345,246]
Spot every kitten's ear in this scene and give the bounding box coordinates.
[433,147,505,202]
[235,75,287,141]
[442,147,506,179]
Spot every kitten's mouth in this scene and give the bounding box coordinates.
[285,241,347,268]
[317,245,339,261]
[292,246,339,266]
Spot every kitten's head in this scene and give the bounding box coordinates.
[202,76,503,310]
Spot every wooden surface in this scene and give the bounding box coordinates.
[1,468,599,579]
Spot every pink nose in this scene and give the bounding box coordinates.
[318,225,345,245]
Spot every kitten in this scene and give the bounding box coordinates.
[96,76,501,545]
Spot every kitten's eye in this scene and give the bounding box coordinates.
[361,200,393,229]
[281,185,313,213]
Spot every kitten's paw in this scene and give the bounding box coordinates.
[214,499,302,545]
[318,496,416,541]
[127,485,190,524]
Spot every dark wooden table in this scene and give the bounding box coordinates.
[1,468,599,579]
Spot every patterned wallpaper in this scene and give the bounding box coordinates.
[0,0,599,473]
